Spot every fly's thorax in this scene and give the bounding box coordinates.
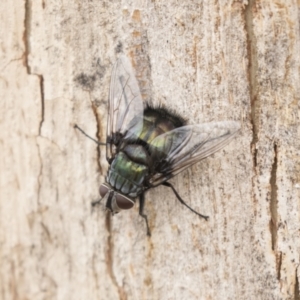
[123,144,149,165]
[99,183,135,214]
[107,151,149,198]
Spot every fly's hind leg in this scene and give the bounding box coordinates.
[139,193,151,236]
[162,182,209,221]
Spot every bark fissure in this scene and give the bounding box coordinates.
[245,0,258,145]
[295,267,300,300]
[24,0,45,134]
[23,0,31,72]
[89,96,103,175]
[23,0,45,207]
[105,214,127,300]
[36,140,43,205]
[276,251,282,281]
[245,0,259,180]
[245,0,259,223]
[270,143,278,252]
[38,75,45,135]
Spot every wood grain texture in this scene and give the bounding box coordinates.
[0,0,299,299]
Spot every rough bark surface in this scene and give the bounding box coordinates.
[1,0,299,299]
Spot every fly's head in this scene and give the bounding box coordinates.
[99,183,135,214]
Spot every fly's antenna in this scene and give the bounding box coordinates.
[74,124,106,146]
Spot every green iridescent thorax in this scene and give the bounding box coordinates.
[107,149,149,198]
[123,144,149,165]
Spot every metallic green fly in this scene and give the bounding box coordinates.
[77,55,240,236]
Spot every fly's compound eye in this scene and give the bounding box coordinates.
[99,183,135,213]
[115,193,135,210]
[99,183,110,198]
[110,193,135,214]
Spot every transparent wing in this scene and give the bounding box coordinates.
[106,55,144,161]
[149,121,240,186]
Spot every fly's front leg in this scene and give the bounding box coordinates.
[91,199,102,207]
[162,182,209,221]
[139,193,151,236]
[74,124,106,146]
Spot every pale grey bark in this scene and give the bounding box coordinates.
[1,0,300,299]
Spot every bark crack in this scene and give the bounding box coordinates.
[269,143,281,284]
[245,0,259,222]
[276,251,282,281]
[36,138,43,206]
[270,143,278,252]
[295,266,300,300]
[24,0,45,134]
[105,214,128,300]
[38,75,45,135]
[89,94,103,175]
[24,3,46,273]
[23,0,31,72]
[245,0,259,150]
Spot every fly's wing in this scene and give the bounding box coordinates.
[148,121,240,186]
[106,55,144,162]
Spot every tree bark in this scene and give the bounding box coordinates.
[1,0,299,299]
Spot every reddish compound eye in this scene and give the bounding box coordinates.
[99,184,110,198]
[99,183,135,211]
[115,193,135,210]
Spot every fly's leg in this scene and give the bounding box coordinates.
[91,199,103,214]
[139,193,151,236]
[91,199,102,207]
[74,124,106,146]
[162,182,209,221]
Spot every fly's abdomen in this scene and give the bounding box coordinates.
[136,106,183,143]
[107,151,149,198]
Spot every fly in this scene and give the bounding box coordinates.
[75,55,240,236]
